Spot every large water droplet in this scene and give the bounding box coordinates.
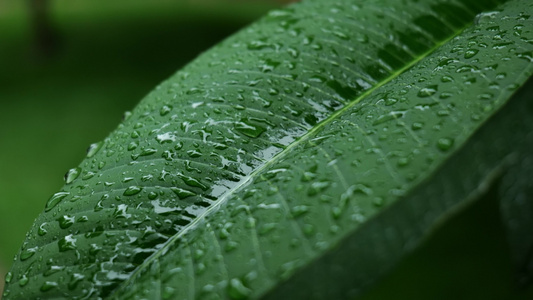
[187,150,203,158]
[308,181,331,196]
[124,186,143,196]
[82,171,96,180]
[113,204,131,219]
[5,272,12,284]
[411,122,424,130]
[128,142,138,151]
[38,223,48,236]
[517,51,533,62]
[474,11,500,25]
[140,148,157,157]
[235,120,266,138]
[178,175,208,190]
[64,167,81,184]
[160,105,173,116]
[464,49,479,59]
[417,85,438,98]
[40,281,58,292]
[437,138,454,151]
[18,275,29,287]
[45,192,70,212]
[57,215,75,229]
[170,187,197,199]
[291,205,309,217]
[156,133,177,144]
[86,142,103,158]
[58,234,77,252]
[227,278,251,300]
[20,247,37,261]
[68,273,85,291]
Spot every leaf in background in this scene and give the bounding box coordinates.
[3,0,533,299]
[499,82,533,288]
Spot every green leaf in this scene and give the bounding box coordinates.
[499,81,533,288]
[3,0,533,299]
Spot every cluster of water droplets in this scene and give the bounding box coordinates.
[4,0,533,299]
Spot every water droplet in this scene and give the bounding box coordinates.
[397,157,409,167]
[291,205,309,217]
[517,51,533,62]
[57,215,75,229]
[5,272,12,284]
[235,120,266,138]
[18,275,29,286]
[373,197,384,207]
[68,273,85,291]
[140,148,157,157]
[247,39,272,50]
[82,171,95,180]
[227,278,251,300]
[128,142,138,151]
[170,187,197,199]
[439,92,452,99]
[464,49,479,59]
[113,204,131,219]
[260,58,280,73]
[308,181,331,196]
[44,266,64,277]
[156,133,177,144]
[385,97,398,106]
[160,105,173,116]
[64,167,81,184]
[122,111,132,121]
[373,110,406,125]
[492,42,512,50]
[124,186,142,196]
[437,138,454,151]
[474,11,499,25]
[20,247,37,261]
[38,223,48,236]
[86,142,103,158]
[58,234,77,252]
[40,281,58,292]
[45,192,70,212]
[187,150,203,158]
[333,31,350,40]
[411,122,424,130]
[417,85,438,98]
[478,93,493,100]
[178,175,208,190]
[162,286,176,299]
[437,110,450,117]
[330,206,342,219]
[441,75,453,82]
[259,223,277,235]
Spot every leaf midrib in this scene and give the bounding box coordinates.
[111,19,471,297]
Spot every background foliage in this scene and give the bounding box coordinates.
[0,0,531,298]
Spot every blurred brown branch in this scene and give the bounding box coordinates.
[28,0,60,58]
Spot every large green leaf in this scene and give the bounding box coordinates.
[499,86,533,288]
[3,0,533,299]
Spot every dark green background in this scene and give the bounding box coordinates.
[0,1,531,299]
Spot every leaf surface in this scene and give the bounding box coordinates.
[3,0,533,299]
[498,80,533,288]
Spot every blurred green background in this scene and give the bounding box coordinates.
[0,0,531,299]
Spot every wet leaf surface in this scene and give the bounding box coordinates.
[3,0,533,299]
